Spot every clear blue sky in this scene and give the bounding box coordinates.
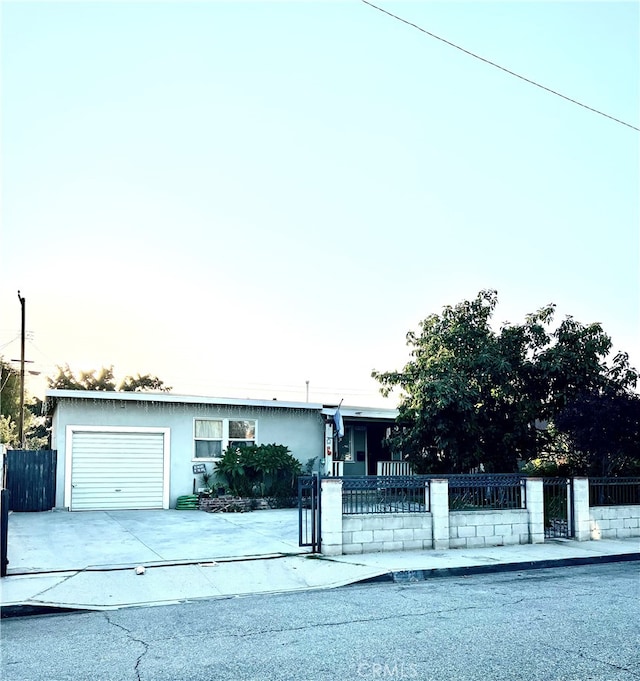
[1,1,638,407]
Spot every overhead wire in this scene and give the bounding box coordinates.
[361,0,639,132]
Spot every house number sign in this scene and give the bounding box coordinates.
[192,464,206,474]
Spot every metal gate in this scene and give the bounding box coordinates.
[6,450,57,512]
[543,478,574,539]
[298,475,321,552]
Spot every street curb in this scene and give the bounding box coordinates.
[351,552,640,585]
[1,604,93,619]
[3,553,638,619]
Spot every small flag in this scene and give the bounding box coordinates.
[333,404,344,439]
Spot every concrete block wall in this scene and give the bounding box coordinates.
[449,510,530,548]
[342,514,433,554]
[572,478,591,541]
[320,476,639,555]
[430,479,450,550]
[526,478,545,543]
[589,505,640,540]
[320,478,343,556]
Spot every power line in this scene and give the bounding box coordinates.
[362,0,640,132]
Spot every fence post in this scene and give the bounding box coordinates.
[572,478,590,541]
[320,478,343,556]
[430,479,450,550]
[1,488,8,577]
[525,478,544,544]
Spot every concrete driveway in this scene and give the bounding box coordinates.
[7,508,305,574]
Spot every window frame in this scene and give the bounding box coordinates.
[192,418,258,461]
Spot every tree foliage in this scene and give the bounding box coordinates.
[1,358,48,448]
[48,365,171,393]
[48,364,117,391]
[372,290,638,474]
[554,391,640,476]
[1,358,21,422]
[119,374,172,393]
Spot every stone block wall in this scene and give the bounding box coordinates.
[342,513,433,554]
[449,509,530,548]
[590,505,640,540]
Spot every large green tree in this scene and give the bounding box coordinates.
[554,390,640,476]
[48,365,171,393]
[48,364,117,391]
[119,374,172,393]
[372,290,638,474]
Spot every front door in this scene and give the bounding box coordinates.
[339,426,367,476]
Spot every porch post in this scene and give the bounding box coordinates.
[324,423,334,476]
[525,478,545,544]
[430,479,450,550]
[572,477,590,541]
[320,478,343,556]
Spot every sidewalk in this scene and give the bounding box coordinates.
[2,537,638,618]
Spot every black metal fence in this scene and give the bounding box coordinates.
[1,488,8,577]
[589,478,640,507]
[543,477,573,539]
[6,450,57,512]
[298,475,321,552]
[447,474,525,510]
[342,476,430,514]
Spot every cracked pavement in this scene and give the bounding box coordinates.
[2,562,638,681]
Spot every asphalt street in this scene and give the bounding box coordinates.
[2,562,639,681]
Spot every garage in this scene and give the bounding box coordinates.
[66,427,170,511]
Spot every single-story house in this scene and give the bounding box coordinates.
[45,390,400,511]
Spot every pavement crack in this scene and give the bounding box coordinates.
[228,604,488,638]
[104,613,150,681]
[539,640,640,678]
[571,647,640,677]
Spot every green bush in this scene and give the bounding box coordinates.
[214,443,301,499]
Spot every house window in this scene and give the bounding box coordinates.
[229,420,256,447]
[193,418,257,460]
[194,420,223,459]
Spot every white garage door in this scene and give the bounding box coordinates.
[71,430,166,511]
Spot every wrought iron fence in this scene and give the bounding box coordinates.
[298,475,321,551]
[342,476,430,514]
[542,477,573,538]
[589,478,640,507]
[447,474,525,510]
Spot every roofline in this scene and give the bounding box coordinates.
[45,389,323,412]
[44,389,399,419]
[320,406,398,420]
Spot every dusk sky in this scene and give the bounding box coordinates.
[1,1,638,407]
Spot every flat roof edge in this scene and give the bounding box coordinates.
[45,389,324,411]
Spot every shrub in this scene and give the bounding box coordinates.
[214,443,301,499]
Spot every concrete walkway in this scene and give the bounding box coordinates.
[5,508,304,572]
[1,509,638,617]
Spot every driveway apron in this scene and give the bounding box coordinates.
[6,508,304,573]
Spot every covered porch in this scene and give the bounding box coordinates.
[320,406,409,477]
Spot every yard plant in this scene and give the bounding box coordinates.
[214,443,302,503]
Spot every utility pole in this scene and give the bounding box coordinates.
[17,291,25,449]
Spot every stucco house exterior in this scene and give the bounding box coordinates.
[45,390,398,511]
